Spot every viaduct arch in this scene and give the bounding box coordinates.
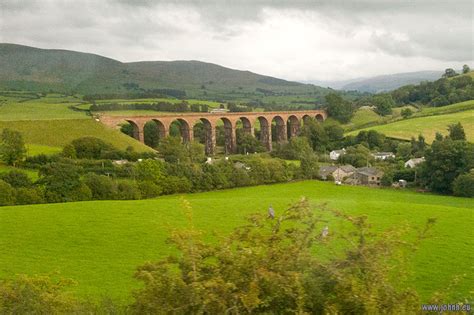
[99,110,327,155]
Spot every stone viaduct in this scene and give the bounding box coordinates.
[99,110,327,155]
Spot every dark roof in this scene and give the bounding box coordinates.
[357,167,383,176]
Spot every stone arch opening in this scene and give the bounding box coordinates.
[315,114,324,122]
[219,117,235,154]
[271,115,287,143]
[287,115,300,139]
[170,118,192,142]
[120,120,142,142]
[196,118,215,155]
[143,119,167,148]
[257,116,272,151]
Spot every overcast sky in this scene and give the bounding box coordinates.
[1,0,472,81]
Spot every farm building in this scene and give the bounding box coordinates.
[329,148,346,161]
[405,157,425,168]
[319,165,356,181]
[372,152,395,160]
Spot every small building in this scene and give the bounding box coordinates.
[112,159,128,165]
[329,148,346,161]
[210,108,229,113]
[319,165,356,181]
[372,152,395,160]
[404,157,425,168]
[355,167,384,186]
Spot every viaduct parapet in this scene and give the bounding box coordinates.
[99,110,327,155]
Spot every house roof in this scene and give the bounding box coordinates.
[357,167,383,176]
[319,166,338,176]
[331,149,346,154]
[339,165,356,172]
[406,157,425,164]
[372,152,395,156]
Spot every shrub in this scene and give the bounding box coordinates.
[83,173,118,200]
[14,187,44,205]
[117,180,141,200]
[161,176,192,194]
[70,137,114,159]
[0,170,32,188]
[138,181,163,199]
[0,275,78,314]
[453,172,474,197]
[0,179,15,206]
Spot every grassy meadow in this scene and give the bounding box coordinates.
[0,119,152,152]
[0,181,472,302]
[347,109,474,142]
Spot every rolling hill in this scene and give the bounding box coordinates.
[0,43,328,101]
[347,100,474,142]
[307,71,443,92]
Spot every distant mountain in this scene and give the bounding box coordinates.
[341,71,443,93]
[305,71,444,93]
[0,43,328,100]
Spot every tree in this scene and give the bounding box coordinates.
[401,108,413,118]
[134,159,166,183]
[373,94,394,116]
[158,136,189,163]
[325,93,354,123]
[448,122,466,140]
[396,142,412,161]
[442,68,457,78]
[0,179,15,206]
[301,118,329,152]
[339,145,373,168]
[419,138,473,193]
[39,163,91,203]
[70,137,114,159]
[132,199,425,314]
[452,171,474,197]
[14,187,44,205]
[299,153,319,179]
[273,137,312,160]
[236,132,265,154]
[0,129,26,166]
[462,64,470,74]
[83,173,117,200]
[0,170,32,188]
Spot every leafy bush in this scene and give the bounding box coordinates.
[0,170,32,188]
[453,172,474,197]
[0,179,15,206]
[14,187,44,205]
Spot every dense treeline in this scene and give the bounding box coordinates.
[83,87,187,101]
[0,134,314,206]
[90,101,210,113]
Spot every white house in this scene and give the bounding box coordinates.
[372,152,395,160]
[404,157,425,168]
[329,148,346,161]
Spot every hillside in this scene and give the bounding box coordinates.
[0,181,472,302]
[306,71,443,92]
[342,71,443,93]
[0,43,329,102]
[347,100,474,142]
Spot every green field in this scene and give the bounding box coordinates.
[0,181,472,302]
[348,109,474,142]
[0,94,88,120]
[0,119,152,152]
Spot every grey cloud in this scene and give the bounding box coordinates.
[0,0,472,80]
